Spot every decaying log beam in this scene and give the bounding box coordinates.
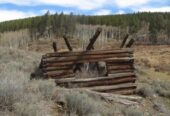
[42,57,134,64]
[63,36,73,51]
[73,28,102,72]
[42,53,133,63]
[43,49,133,58]
[44,70,73,76]
[52,42,57,52]
[107,65,134,70]
[126,39,134,48]
[120,34,129,48]
[42,65,73,72]
[86,28,102,50]
[107,69,134,74]
[79,83,136,93]
[55,72,136,87]
[73,89,142,105]
[48,73,75,79]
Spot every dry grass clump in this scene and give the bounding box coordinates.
[153,80,170,99]
[122,107,143,116]
[54,89,121,116]
[0,47,55,116]
[136,83,155,98]
[65,91,99,116]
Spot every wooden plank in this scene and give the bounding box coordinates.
[43,49,133,58]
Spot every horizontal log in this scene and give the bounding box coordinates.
[42,53,133,63]
[55,75,136,87]
[80,83,136,92]
[107,65,134,70]
[43,49,133,58]
[55,72,135,82]
[42,65,73,72]
[48,73,75,79]
[44,70,74,77]
[43,58,134,67]
[107,69,134,74]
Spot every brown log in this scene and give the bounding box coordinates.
[49,73,75,79]
[52,42,57,52]
[107,69,134,74]
[42,58,134,66]
[57,72,135,83]
[120,34,129,48]
[56,72,135,81]
[44,70,73,77]
[63,36,73,51]
[106,61,133,66]
[80,83,136,92]
[126,39,134,48]
[107,65,134,70]
[43,49,133,58]
[55,75,136,87]
[86,28,102,50]
[81,90,141,102]
[42,66,72,72]
[42,53,133,62]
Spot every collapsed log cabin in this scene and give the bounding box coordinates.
[39,28,136,95]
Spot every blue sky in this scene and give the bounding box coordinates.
[0,0,169,22]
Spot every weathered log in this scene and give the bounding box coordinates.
[75,89,141,105]
[43,49,133,58]
[63,36,73,51]
[42,53,133,62]
[42,65,73,72]
[44,70,73,76]
[52,42,57,52]
[120,34,129,48]
[86,28,102,50]
[55,75,136,87]
[107,69,134,74]
[80,83,136,93]
[49,74,75,79]
[43,58,134,65]
[107,65,134,70]
[55,72,135,81]
[126,39,134,48]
